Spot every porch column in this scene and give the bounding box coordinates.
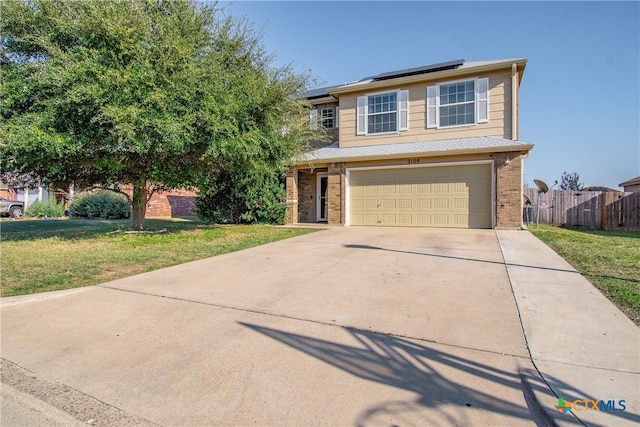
[327,162,345,225]
[285,169,298,224]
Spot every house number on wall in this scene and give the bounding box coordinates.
[407,158,421,164]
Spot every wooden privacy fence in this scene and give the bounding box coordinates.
[524,189,640,230]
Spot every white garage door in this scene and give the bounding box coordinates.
[349,163,492,228]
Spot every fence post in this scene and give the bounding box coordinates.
[600,192,608,230]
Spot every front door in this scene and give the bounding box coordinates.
[317,174,328,222]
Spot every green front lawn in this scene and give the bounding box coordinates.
[530,225,640,325]
[0,218,317,297]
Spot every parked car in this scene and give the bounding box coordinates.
[0,196,24,217]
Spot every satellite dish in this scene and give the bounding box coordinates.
[534,179,549,193]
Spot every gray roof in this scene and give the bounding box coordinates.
[296,137,533,164]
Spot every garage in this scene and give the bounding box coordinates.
[348,162,492,228]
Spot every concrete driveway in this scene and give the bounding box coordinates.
[1,227,638,426]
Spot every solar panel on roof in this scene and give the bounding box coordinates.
[372,59,465,81]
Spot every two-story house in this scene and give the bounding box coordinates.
[286,58,533,229]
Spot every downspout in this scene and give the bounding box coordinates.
[511,63,518,141]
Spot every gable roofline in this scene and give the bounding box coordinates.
[321,58,527,96]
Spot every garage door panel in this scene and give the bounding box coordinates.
[398,214,412,225]
[382,199,396,209]
[453,198,468,209]
[349,164,492,228]
[416,214,431,225]
[381,213,397,225]
[433,198,449,209]
[364,186,379,195]
[398,199,412,209]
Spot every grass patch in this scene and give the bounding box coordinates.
[530,225,640,325]
[0,218,317,297]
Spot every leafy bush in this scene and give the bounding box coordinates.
[196,166,287,224]
[25,198,66,218]
[69,190,130,219]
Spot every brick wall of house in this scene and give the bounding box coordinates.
[493,152,524,228]
[146,189,197,217]
[327,162,345,225]
[297,170,317,223]
[285,170,298,223]
[121,186,197,218]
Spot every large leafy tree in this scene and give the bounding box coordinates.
[1,0,316,229]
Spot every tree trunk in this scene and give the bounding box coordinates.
[132,181,147,231]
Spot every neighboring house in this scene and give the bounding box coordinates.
[286,58,533,229]
[0,182,17,200]
[10,184,54,208]
[582,186,620,193]
[119,186,197,217]
[619,176,640,192]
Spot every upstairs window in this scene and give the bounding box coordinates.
[368,92,397,133]
[310,106,339,130]
[321,108,334,128]
[440,81,475,126]
[357,90,409,135]
[427,78,489,128]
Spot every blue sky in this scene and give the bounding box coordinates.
[222,1,639,190]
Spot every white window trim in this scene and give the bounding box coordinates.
[427,77,489,129]
[356,89,409,136]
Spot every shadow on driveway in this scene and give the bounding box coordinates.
[242,322,639,427]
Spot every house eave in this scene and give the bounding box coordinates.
[293,143,534,166]
[619,176,640,187]
[308,95,338,105]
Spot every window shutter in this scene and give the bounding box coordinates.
[335,106,339,128]
[398,90,409,131]
[309,109,318,130]
[356,96,366,135]
[477,78,489,123]
[427,85,438,128]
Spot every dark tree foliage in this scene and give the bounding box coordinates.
[1,0,317,229]
[559,171,583,191]
[196,165,287,224]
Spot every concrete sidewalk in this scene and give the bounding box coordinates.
[1,228,638,426]
[497,230,640,426]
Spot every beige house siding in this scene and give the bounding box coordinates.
[623,183,640,192]
[338,69,513,148]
